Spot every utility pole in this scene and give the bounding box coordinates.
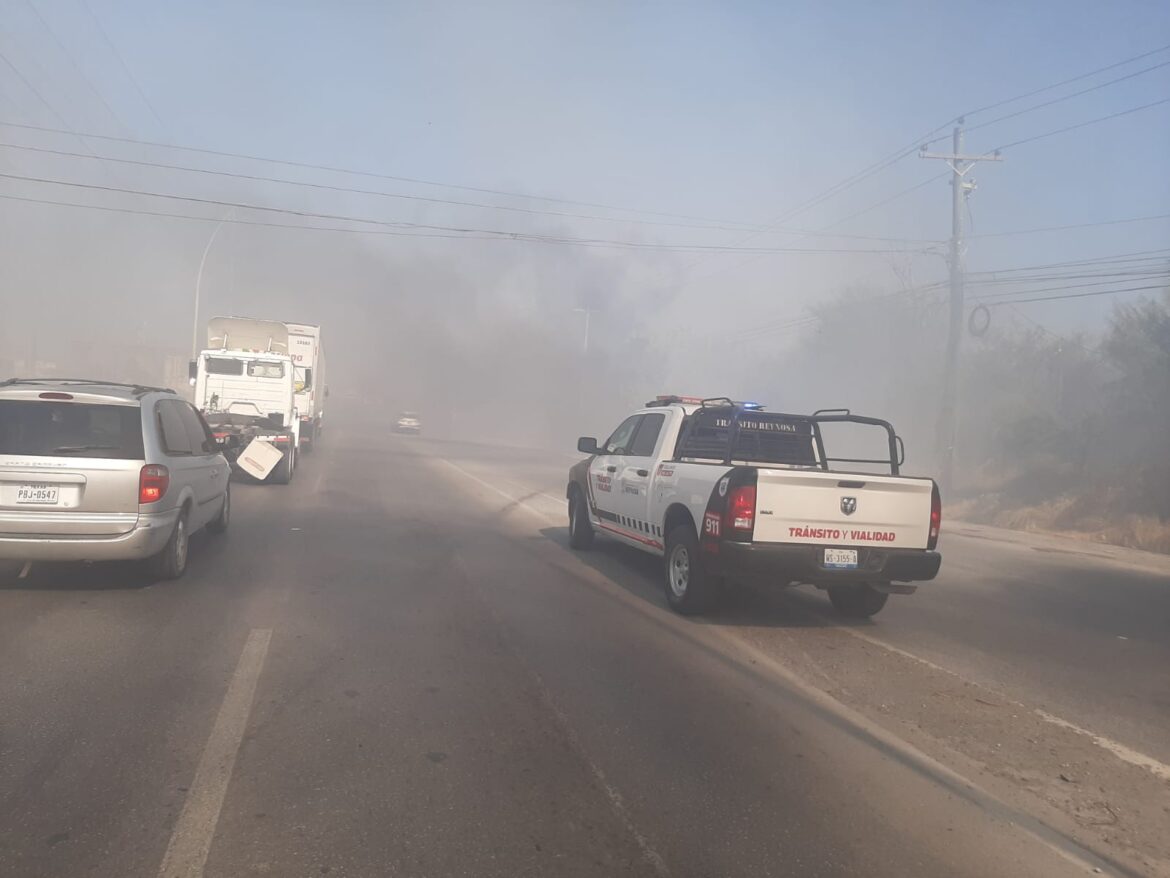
[919,120,1002,489]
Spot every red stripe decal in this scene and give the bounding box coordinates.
[597,521,663,550]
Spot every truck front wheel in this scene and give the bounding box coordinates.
[567,490,594,549]
[827,584,889,618]
[663,524,719,615]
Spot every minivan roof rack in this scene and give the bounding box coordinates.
[0,378,176,397]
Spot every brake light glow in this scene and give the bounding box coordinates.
[139,464,170,504]
[725,485,756,534]
[38,392,74,400]
[928,482,942,550]
[272,436,290,444]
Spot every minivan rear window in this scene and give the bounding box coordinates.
[0,400,145,459]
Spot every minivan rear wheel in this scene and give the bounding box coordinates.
[147,510,189,581]
[207,484,230,534]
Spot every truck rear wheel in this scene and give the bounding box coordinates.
[270,446,295,484]
[663,524,719,615]
[567,490,594,549]
[827,584,889,618]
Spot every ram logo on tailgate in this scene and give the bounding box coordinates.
[840,496,857,515]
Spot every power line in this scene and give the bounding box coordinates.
[76,0,165,131]
[759,42,1170,239]
[0,119,758,228]
[966,248,1170,274]
[970,213,1170,238]
[971,273,1170,300]
[980,283,1167,306]
[689,251,1170,345]
[921,58,1170,146]
[0,184,932,254]
[818,172,949,231]
[23,0,128,133]
[961,41,1170,118]
[0,138,940,241]
[0,46,121,186]
[991,97,1170,151]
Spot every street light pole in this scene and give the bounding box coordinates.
[573,307,592,355]
[191,212,233,358]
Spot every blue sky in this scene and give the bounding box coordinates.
[1,0,1167,354]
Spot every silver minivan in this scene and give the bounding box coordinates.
[0,379,231,579]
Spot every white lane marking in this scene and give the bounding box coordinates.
[451,555,669,877]
[1035,709,1170,782]
[837,626,962,679]
[157,628,273,878]
[528,667,671,877]
[18,561,31,578]
[838,624,1170,784]
[703,625,1117,877]
[435,458,554,521]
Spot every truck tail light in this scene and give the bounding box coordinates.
[927,481,941,550]
[725,485,756,536]
[139,464,170,504]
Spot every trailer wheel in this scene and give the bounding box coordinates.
[663,524,720,615]
[827,584,889,618]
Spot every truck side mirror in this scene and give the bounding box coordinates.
[188,360,197,383]
[577,436,599,455]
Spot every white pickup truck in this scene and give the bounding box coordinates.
[567,396,941,617]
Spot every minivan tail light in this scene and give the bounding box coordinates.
[725,485,756,536]
[927,482,941,550]
[139,464,170,504]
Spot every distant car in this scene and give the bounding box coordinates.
[0,379,231,579]
[394,411,422,434]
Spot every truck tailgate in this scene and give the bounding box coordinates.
[752,469,933,549]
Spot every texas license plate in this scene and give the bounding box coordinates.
[17,483,59,504]
[823,548,858,569]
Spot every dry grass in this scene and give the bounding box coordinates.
[950,494,1170,555]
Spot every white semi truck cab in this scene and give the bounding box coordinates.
[190,317,301,484]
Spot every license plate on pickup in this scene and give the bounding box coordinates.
[823,548,858,569]
[16,483,59,505]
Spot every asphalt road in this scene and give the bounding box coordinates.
[2,410,1168,878]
